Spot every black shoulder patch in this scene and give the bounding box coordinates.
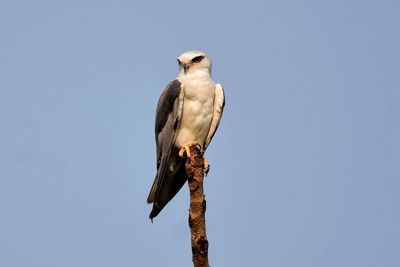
[155,80,181,135]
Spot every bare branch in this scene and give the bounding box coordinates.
[185,144,210,267]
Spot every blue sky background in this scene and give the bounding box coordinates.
[1,0,399,266]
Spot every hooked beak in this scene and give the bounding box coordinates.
[183,63,189,74]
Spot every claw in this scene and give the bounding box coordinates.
[204,158,210,176]
[178,145,191,158]
[184,145,191,158]
[178,142,211,176]
[178,141,200,158]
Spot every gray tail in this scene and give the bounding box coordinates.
[147,174,159,204]
[149,204,162,220]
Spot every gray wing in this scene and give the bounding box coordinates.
[147,79,186,219]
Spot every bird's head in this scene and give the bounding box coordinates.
[177,50,212,75]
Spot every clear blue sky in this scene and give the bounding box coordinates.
[1,0,399,266]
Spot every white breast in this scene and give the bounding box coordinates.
[175,77,215,149]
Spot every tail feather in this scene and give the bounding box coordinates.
[147,174,158,204]
[148,164,188,220]
[149,204,162,220]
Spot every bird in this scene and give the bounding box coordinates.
[147,50,225,220]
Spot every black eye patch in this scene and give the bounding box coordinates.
[191,55,205,63]
[177,59,182,65]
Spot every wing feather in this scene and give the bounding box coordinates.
[147,80,186,219]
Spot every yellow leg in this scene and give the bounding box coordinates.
[178,141,211,175]
[204,158,210,176]
[178,141,199,158]
[203,158,209,170]
[178,145,190,158]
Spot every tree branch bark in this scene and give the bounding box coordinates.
[185,144,210,267]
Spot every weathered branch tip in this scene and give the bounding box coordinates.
[185,143,210,267]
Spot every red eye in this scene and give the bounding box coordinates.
[191,56,204,63]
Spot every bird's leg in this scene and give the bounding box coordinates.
[203,158,210,176]
[179,142,211,176]
[178,145,191,158]
[178,141,199,158]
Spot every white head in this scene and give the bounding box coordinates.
[177,50,212,76]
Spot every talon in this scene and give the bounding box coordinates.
[204,158,210,176]
[179,145,189,158]
[185,146,191,158]
[178,141,200,158]
[178,148,184,157]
